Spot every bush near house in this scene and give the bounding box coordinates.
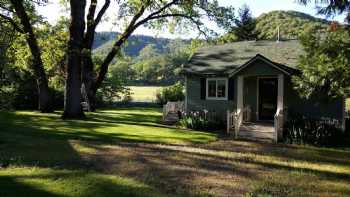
[155,82,184,105]
[283,112,348,147]
[179,111,224,131]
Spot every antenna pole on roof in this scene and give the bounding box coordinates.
[277,26,280,43]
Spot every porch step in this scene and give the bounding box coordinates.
[163,112,180,125]
[240,122,274,133]
[238,122,275,142]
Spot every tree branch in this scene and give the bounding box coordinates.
[146,0,179,19]
[94,3,147,90]
[0,13,24,33]
[94,0,210,90]
[134,13,207,38]
[94,0,110,27]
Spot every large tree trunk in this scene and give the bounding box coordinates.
[62,0,86,119]
[82,54,97,111]
[10,0,53,113]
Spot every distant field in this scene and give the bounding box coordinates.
[128,86,162,102]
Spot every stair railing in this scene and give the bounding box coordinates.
[227,106,251,138]
[243,105,252,122]
[163,101,184,120]
[226,110,235,134]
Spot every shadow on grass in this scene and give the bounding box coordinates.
[2,108,349,196]
[0,170,166,197]
[0,175,62,197]
[83,141,350,196]
[0,109,216,145]
[0,108,174,197]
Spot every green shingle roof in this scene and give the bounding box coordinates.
[183,40,304,75]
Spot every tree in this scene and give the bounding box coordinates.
[232,4,258,41]
[0,22,16,109]
[0,0,53,112]
[81,0,110,112]
[298,0,350,23]
[293,27,350,99]
[62,0,86,119]
[61,0,234,118]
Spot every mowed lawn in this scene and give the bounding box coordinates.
[0,107,350,197]
[128,86,162,102]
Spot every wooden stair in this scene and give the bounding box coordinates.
[163,112,180,125]
[238,122,275,142]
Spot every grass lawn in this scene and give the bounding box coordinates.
[1,107,350,196]
[347,98,350,111]
[128,86,162,102]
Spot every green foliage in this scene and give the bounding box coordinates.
[283,112,348,147]
[103,39,193,86]
[298,0,350,23]
[94,56,131,105]
[155,82,184,105]
[93,33,174,57]
[232,5,258,41]
[255,10,329,40]
[293,27,350,99]
[1,19,68,110]
[216,33,238,44]
[179,111,224,131]
[0,85,17,110]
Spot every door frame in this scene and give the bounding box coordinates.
[256,76,278,121]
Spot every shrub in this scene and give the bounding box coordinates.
[120,91,133,104]
[346,110,350,136]
[0,85,17,110]
[156,82,184,105]
[179,111,224,131]
[283,112,348,147]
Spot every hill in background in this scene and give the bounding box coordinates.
[255,10,330,40]
[93,32,176,57]
[93,10,332,57]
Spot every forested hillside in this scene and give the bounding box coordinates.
[93,32,184,57]
[255,10,330,40]
[93,10,332,56]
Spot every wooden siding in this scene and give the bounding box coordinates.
[186,59,344,123]
[186,75,235,122]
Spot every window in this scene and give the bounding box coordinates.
[206,78,228,100]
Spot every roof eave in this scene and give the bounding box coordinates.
[229,54,295,77]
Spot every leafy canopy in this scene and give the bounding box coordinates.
[293,26,350,99]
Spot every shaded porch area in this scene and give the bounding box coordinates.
[227,74,285,142]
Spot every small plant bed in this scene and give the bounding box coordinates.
[283,112,349,147]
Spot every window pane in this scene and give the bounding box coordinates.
[208,80,216,97]
[217,80,226,98]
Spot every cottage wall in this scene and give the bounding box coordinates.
[186,75,235,123]
[185,59,344,125]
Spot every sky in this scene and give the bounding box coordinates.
[36,0,346,39]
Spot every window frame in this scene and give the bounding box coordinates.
[206,77,228,100]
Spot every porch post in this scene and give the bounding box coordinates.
[236,75,244,138]
[275,74,284,142]
[277,74,284,111]
[237,76,244,112]
[185,76,188,112]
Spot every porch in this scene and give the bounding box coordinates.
[227,74,285,142]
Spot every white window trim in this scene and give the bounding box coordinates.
[206,78,228,100]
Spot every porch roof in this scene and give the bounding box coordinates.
[183,40,304,76]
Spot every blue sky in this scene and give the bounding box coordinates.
[37,0,345,38]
